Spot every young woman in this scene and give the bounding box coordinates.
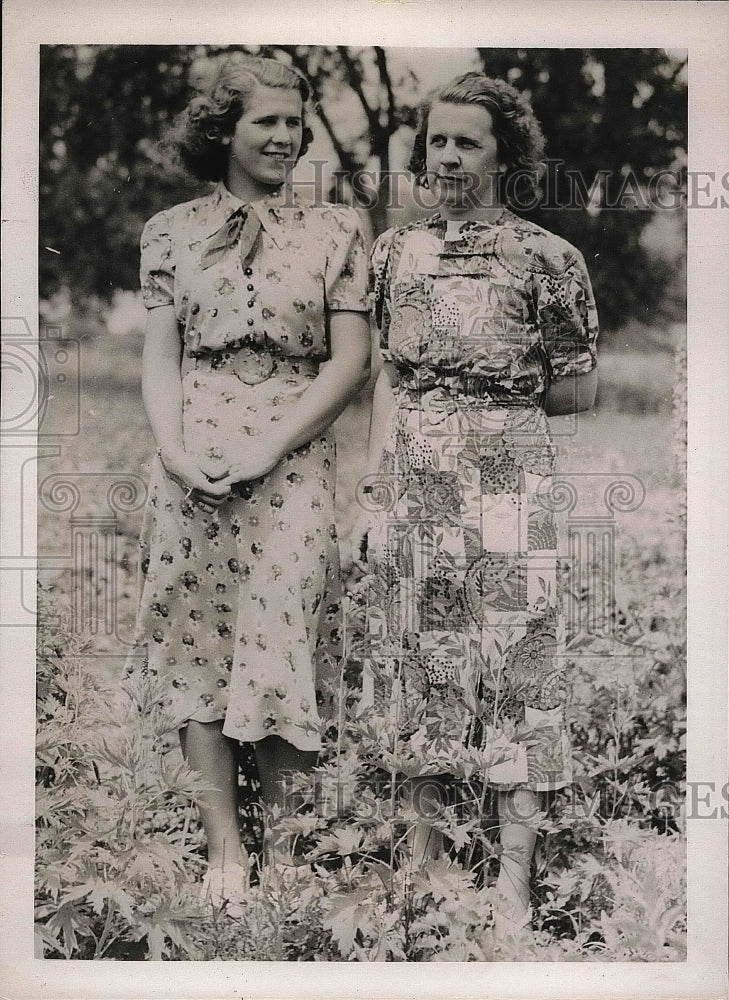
[359,72,598,945]
[127,54,370,904]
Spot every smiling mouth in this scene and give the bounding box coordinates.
[263,151,291,160]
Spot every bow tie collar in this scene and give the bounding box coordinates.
[201,205,263,270]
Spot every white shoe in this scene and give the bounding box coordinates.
[492,902,535,956]
[199,861,250,908]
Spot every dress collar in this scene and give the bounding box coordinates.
[427,208,514,232]
[417,209,521,252]
[207,181,305,249]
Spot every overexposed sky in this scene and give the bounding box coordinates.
[388,46,481,90]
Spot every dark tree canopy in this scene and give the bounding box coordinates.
[39,45,686,333]
[40,45,201,302]
[476,48,686,330]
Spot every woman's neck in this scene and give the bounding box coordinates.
[439,202,505,224]
[224,169,285,205]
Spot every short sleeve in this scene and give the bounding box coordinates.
[324,207,369,312]
[533,247,598,380]
[140,211,175,309]
[368,228,396,363]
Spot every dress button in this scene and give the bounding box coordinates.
[247,299,255,307]
[247,284,254,292]
[247,318,254,326]
[244,268,253,276]
[191,303,199,315]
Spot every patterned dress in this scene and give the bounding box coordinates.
[365,212,598,788]
[126,182,368,751]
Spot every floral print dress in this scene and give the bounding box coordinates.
[365,212,598,787]
[126,182,368,751]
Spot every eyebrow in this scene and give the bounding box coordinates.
[429,131,480,142]
[252,113,302,121]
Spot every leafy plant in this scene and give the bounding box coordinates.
[35,486,687,961]
[35,591,210,959]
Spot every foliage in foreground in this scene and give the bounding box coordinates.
[35,602,208,960]
[35,504,686,962]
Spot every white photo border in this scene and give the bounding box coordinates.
[2,1,727,997]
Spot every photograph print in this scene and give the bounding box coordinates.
[32,41,689,964]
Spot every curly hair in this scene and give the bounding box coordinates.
[167,53,315,183]
[408,72,546,207]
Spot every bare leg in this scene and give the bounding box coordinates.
[180,720,244,870]
[403,776,447,867]
[495,787,540,919]
[254,735,318,866]
[254,734,318,810]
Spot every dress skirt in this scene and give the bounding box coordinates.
[125,348,341,751]
[365,385,572,789]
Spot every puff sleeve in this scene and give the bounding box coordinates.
[139,210,175,310]
[368,228,396,363]
[323,206,369,312]
[532,247,598,380]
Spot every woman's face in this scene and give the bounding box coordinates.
[425,101,503,214]
[226,85,304,200]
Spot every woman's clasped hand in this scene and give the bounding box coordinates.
[162,435,290,513]
[157,445,232,511]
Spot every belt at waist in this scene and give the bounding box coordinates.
[181,342,320,385]
[395,373,540,407]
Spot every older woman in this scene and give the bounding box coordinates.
[360,71,598,945]
[127,53,370,904]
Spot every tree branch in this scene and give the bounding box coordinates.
[315,100,360,177]
[374,46,396,136]
[337,46,380,134]
[272,45,359,176]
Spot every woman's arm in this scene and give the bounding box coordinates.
[350,360,398,566]
[219,310,371,485]
[142,305,231,504]
[365,361,399,476]
[533,242,599,419]
[141,305,184,455]
[544,367,598,416]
